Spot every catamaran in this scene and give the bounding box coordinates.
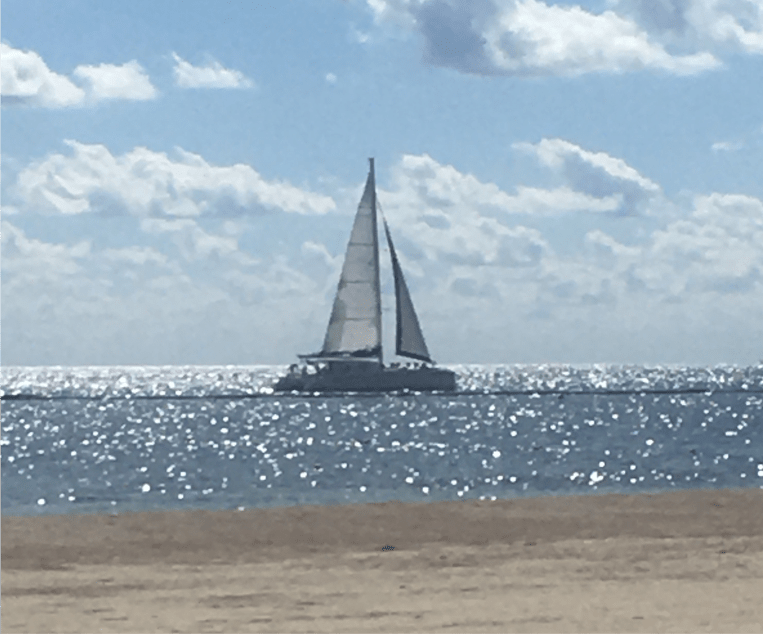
[274,159,456,392]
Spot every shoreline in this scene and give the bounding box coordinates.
[4,487,762,564]
[4,487,763,632]
[6,481,761,520]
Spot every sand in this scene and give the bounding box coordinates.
[3,488,763,633]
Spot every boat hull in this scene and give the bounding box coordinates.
[274,364,457,393]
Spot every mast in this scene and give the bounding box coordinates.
[369,158,383,365]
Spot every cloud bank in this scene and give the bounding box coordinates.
[3,139,762,365]
[363,0,763,76]
[12,140,336,217]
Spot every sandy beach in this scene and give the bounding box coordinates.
[3,488,762,633]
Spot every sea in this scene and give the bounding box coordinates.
[2,364,762,517]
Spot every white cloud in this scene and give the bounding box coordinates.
[1,213,329,364]
[1,204,21,216]
[577,193,763,299]
[691,192,763,236]
[13,140,337,218]
[172,53,253,89]
[382,149,625,235]
[615,0,763,53]
[511,186,621,214]
[379,153,558,266]
[0,43,157,107]
[514,138,660,214]
[490,0,719,75]
[712,140,744,152]
[73,60,157,102]
[302,240,339,269]
[222,260,318,305]
[350,26,373,43]
[368,0,418,28]
[139,217,243,262]
[102,246,170,267]
[325,72,338,84]
[523,139,657,193]
[378,150,763,319]
[365,0,720,76]
[653,202,762,296]
[0,43,85,107]
[585,228,640,264]
[1,221,90,286]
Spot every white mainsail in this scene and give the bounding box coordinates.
[319,159,382,359]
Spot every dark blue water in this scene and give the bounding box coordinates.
[2,365,762,515]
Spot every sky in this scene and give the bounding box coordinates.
[2,0,763,366]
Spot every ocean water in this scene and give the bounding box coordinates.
[2,364,762,516]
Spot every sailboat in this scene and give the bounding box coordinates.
[274,158,457,393]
